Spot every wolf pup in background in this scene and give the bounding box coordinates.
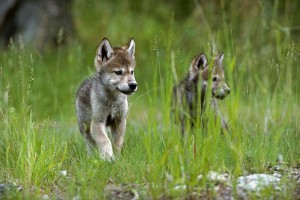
[76,38,137,161]
[172,52,230,135]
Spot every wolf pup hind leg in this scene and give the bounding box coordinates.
[76,38,137,161]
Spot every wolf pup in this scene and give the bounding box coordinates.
[76,38,137,161]
[172,52,230,135]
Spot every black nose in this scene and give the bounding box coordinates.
[226,88,231,94]
[129,82,137,90]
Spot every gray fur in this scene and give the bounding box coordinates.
[172,52,230,135]
[76,38,137,161]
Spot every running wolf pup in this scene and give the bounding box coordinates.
[172,52,230,135]
[76,38,137,161]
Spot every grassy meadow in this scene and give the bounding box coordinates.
[0,0,299,199]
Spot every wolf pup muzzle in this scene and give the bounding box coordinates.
[117,81,138,95]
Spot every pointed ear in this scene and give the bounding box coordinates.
[217,52,224,64]
[126,38,135,59]
[193,53,207,70]
[96,38,113,63]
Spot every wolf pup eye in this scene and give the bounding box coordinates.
[130,71,134,75]
[114,70,123,75]
[212,77,218,82]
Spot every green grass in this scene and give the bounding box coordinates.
[0,0,299,199]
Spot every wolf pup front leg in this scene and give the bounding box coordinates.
[76,38,137,161]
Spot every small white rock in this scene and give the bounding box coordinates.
[207,171,229,182]
[60,170,67,176]
[72,194,81,200]
[42,194,50,199]
[174,185,187,191]
[237,173,281,192]
[197,174,203,181]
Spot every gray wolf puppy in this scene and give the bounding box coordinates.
[76,38,137,161]
[172,52,230,135]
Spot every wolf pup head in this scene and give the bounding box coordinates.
[94,38,137,95]
[211,52,230,100]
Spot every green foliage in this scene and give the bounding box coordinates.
[0,0,299,199]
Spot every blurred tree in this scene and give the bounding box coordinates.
[0,0,74,50]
